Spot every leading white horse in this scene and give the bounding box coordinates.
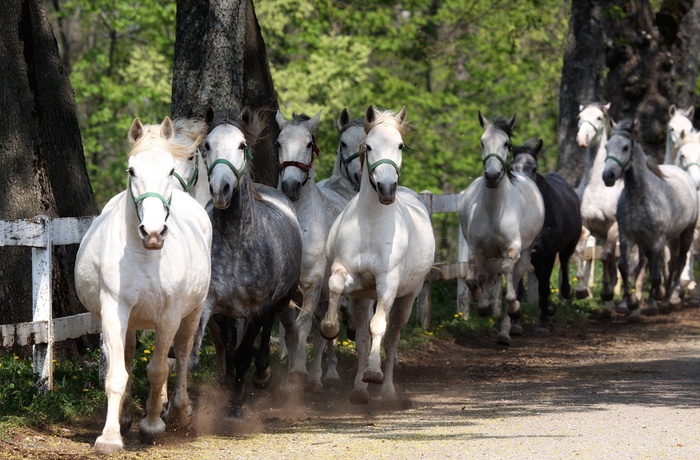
[75,118,212,454]
[320,105,435,404]
[460,112,544,345]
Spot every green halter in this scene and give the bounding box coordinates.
[128,176,172,223]
[173,151,200,192]
[207,145,253,184]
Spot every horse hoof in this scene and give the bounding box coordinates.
[287,370,308,385]
[349,389,370,405]
[119,414,133,436]
[575,289,590,300]
[253,367,272,390]
[362,368,384,384]
[547,303,557,316]
[534,326,550,337]
[320,320,340,341]
[323,376,342,389]
[477,305,493,317]
[627,294,640,310]
[643,307,659,317]
[599,308,613,319]
[628,308,642,323]
[94,434,124,455]
[304,381,324,395]
[616,303,630,315]
[496,333,511,346]
[510,323,523,336]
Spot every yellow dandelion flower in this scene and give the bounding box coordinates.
[83,388,89,392]
[488,318,495,325]
[150,344,155,351]
[52,359,57,363]
[453,313,460,318]
[140,357,148,362]
[457,312,463,317]
[14,356,19,360]
[143,349,151,355]
[342,341,349,346]
[72,375,78,380]
[425,331,434,336]
[170,373,177,378]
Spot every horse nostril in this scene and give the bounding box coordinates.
[209,185,215,197]
[138,224,148,239]
[160,225,168,239]
[222,183,231,197]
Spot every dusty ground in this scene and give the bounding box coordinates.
[2,303,700,459]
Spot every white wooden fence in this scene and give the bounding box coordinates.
[0,215,100,389]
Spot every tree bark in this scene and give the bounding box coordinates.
[662,0,700,114]
[172,0,279,187]
[556,0,607,186]
[0,0,97,353]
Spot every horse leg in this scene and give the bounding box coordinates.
[380,294,415,401]
[120,330,136,435]
[322,334,341,389]
[139,315,180,442]
[320,264,349,340]
[477,268,498,318]
[94,300,129,455]
[306,301,331,393]
[228,315,263,418]
[290,284,323,383]
[535,253,556,336]
[497,244,521,346]
[163,307,200,426]
[600,226,619,316]
[364,275,400,384]
[575,228,593,299]
[349,299,371,404]
[188,300,214,374]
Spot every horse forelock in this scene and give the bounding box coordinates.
[129,124,191,160]
[491,117,514,138]
[338,118,364,134]
[365,110,407,138]
[611,118,635,140]
[207,110,265,146]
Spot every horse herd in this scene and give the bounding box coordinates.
[73,102,700,453]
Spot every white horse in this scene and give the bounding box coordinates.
[575,103,637,315]
[460,112,544,346]
[664,104,695,165]
[320,105,435,404]
[317,108,364,200]
[276,109,350,393]
[675,129,700,292]
[75,118,212,454]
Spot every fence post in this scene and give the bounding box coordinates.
[32,216,54,389]
[417,191,434,329]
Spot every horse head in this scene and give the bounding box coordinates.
[577,103,611,148]
[478,111,515,188]
[511,138,543,182]
[668,104,695,154]
[336,108,364,191]
[171,118,207,193]
[204,106,263,209]
[603,118,637,187]
[127,117,178,250]
[677,129,700,189]
[361,105,407,204]
[276,109,322,202]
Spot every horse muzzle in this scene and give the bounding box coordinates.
[484,170,502,188]
[281,179,301,202]
[210,182,233,209]
[139,224,168,250]
[376,181,397,205]
[577,134,590,148]
[602,169,617,187]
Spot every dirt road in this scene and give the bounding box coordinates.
[3,304,700,459]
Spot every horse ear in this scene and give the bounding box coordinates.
[686,106,695,119]
[129,118,144,144]
[337,108,350,131]
[535,138,543,155]
[669,104,677,117]
[364,105,377,133]
[578,104,584,112]
[161,117,174,140]
[307,109,322,131]
[395,106,407,124]
[205,106,215,124]
[603,102,611,112]
[478,111,486,128]
[239,106,254,125]
[276,109,288,129]
[507,113,516,130]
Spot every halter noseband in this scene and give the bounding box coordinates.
[173,150,200,192]
[482,152,509,184]
[366,157,402,192]
[578,118,605,145]
[207,145,253,187]
[279,139,320,186]
[604,138,633,173]
[128,175,172,223]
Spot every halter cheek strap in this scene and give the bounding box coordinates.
[173,151,200,192]
[578,119,604,145]
[279,138,319,186]
[482,153,509,183]
[604,154,630,172]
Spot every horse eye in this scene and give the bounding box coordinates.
[340,141,347,149]
[398,143,404,150]
[366,145,372,152]
[276,141,281,149]
[204,142,210,151]
[503,141,508,148]
[169,168,175,176]
[307,142,313,149]
[239,142,246,150]
[127,168,135,177]
[480,141,484,148]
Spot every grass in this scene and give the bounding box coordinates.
[0,259,609,431]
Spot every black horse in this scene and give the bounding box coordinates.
[512,138,582,333]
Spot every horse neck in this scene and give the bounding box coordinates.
[216,174,257,231]
[663,131,676,165]
[190,153,211,207]
[119,191,148,247]
[481,174,516,210]
[330,151,345,179]
[581,129,609,189]
[357,161,397,216]
[622,145,653,195]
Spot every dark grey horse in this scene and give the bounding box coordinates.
[190,107,302,417]
[512,138,582,334]
[603,119,698,319]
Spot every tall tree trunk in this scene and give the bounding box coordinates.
[556,0,607,186]
[0,0,97,354]
[172,0,279,187]
[661,0,700,114]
